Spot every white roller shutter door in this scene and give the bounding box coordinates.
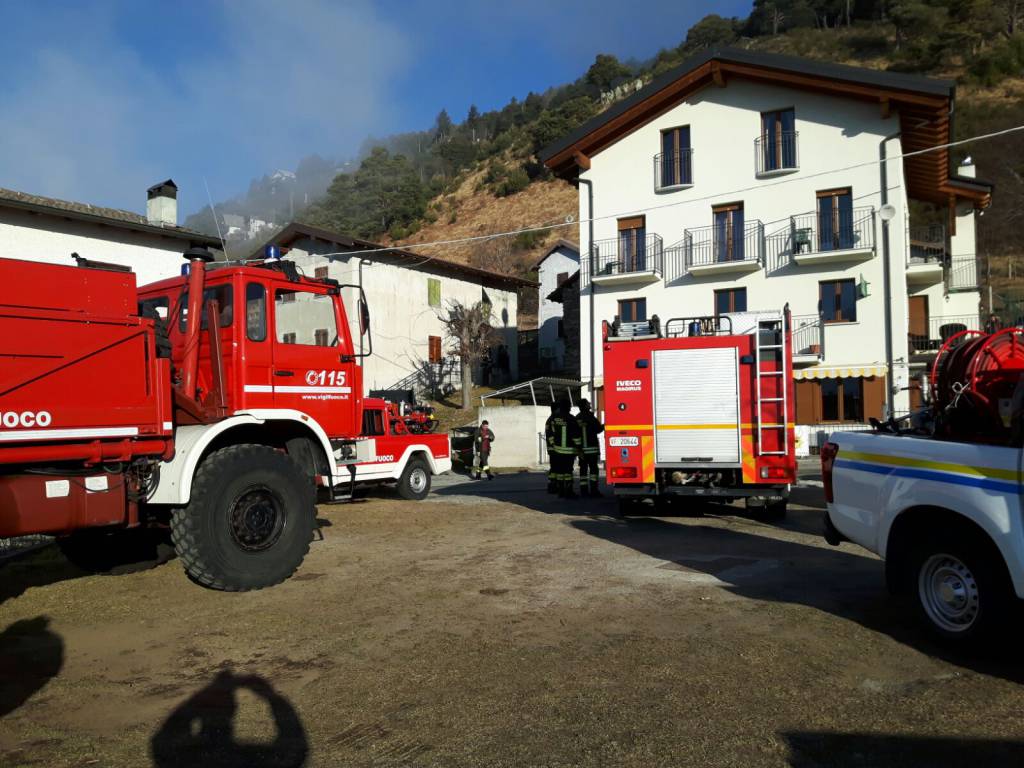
[653,347,740,465]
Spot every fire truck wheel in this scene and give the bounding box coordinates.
[745,497,788,522]
[398,457,431,500]
[616,497,641,517]
[171,444,315,591]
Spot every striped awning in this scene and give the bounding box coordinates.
[793,365,887,380]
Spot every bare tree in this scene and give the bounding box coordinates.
[439,300,498,409]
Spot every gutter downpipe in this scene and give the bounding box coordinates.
[879,129,901,419]
[577,176,596,401]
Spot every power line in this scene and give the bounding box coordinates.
[300,123,1022,265]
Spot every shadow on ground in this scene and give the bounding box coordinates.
[570,515,1024,683]
[783,731,1024,767]
[0,530,175,604]
[150,669,308,768]
[0,616,63,717]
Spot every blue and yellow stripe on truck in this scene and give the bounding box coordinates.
[834,450,1022,494]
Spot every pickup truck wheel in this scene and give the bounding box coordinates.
[171,445,315,591]
[397,457,431,500]
[907,532,1014,645]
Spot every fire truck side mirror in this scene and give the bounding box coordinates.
[359,299,370,335]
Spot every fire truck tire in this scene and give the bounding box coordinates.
[397,457,431,500]
[171,444,315,591]
[617,497,641,516]
[746,497,788,522]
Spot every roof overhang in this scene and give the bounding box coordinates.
[541,47,992,210]
[0,195,221,247]
[254,222,537,290]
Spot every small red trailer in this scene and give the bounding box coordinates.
[601,309,796,518]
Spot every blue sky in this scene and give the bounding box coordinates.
[0,0,749,217]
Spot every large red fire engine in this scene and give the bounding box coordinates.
[602,308,797,518]
[0,248,441,591]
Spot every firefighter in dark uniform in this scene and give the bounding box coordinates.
[546,399,581,498]
[473,420,495,480]
[575,399,603,496]
[544,402,559,494]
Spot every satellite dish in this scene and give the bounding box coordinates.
[879,204,896,222]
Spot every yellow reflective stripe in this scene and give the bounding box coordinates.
[840,450,1019,482]
[607,424,653,431]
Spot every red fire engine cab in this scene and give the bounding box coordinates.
[602,308,797,519]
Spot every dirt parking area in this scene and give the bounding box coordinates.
[1,467,1023,767]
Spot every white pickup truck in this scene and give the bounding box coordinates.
[822,431,1023,645]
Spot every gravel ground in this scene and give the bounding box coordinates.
[1,467,1023,767]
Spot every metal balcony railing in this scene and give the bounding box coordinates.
[654,149,694,190]
[785,206,875,256]
[792,314,825,357]
[908,224,946,264]
[585,234,663,284]
[947,257,979,290]
[683,221,764,268]
[755,131,799,175]
[908,313,982,353]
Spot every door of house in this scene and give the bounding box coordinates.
[713,203,744,262]
[908,295,929,351]
[617,217,646,272]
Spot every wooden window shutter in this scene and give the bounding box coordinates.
[862,376,886,421]
[618,216,645,231]
[428,335,442,364]
[795,380,820,424]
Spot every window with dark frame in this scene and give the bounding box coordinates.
[557,318,566,339]
[712,203,745,262]
[660,125,692,187]
[314,328,329,347]
[820,378,864,422]
[618,298,647,323]
[314,266,329,279]
[282,332,297,345]
[760,108,796,171]
[820,279,857,323]
[816,187,854,251]
[617,216,647,272]
[557,272,569,286]
[714,288,747,316]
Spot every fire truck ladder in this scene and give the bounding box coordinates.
[754,317,789,456]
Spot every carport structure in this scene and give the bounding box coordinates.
[480,377,584,407]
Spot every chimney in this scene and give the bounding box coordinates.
[957,156,976,179]
[146,179,178,226]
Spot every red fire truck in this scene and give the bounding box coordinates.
[602,309,797,518]
[354,398,450,499]
[0,248,390,591]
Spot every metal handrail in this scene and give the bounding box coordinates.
[654,148,694,190]
[755,130,799,174]
[683,221,764,268]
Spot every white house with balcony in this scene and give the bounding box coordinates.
[541,48,990,436]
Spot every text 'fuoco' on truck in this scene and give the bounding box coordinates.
[601,308,797,517]
[0,248,444,591]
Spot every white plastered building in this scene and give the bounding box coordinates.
[0,179,221,284]
[255,223,530,396]
[532,239,580,373]
[541,48,990,436]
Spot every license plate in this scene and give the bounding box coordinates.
[609,437,639,447]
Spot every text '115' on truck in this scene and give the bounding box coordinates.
[602,308,796,518]
[823,327,1023,645]
[0,249,448,591]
